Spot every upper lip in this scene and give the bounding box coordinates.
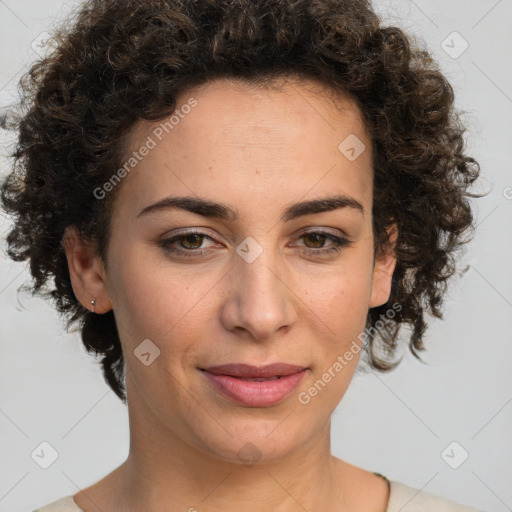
[201,363,307,378]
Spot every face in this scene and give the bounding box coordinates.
[65,77,396,465]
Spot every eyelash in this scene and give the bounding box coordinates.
[157,229,351,258]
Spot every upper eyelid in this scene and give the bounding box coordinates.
[165,227,347,239]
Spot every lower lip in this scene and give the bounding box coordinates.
[201,369,308,407]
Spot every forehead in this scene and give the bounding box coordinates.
[115,76,373,222]
[181,76,366,140]
[128,75,368,150]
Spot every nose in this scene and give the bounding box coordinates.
[219,246,298,341]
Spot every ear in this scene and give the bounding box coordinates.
[369,223,398,308]
[61,226,112,314]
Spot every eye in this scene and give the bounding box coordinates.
[293,230,351,256]
[158,231,217,258]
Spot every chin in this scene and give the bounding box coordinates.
[191,418,312,467]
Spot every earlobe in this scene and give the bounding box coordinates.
[61,226,112,314]
[369,224,398,308]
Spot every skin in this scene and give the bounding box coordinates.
[63,76,397,512]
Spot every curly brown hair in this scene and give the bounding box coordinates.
[1,0,484,403]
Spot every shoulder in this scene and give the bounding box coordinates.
[33,495,84,512]
[387,480,485,512]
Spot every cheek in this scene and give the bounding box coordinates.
[305,262,373,331]
[310,284,369,374]
[300,259,372,388]
[107,245,219,346]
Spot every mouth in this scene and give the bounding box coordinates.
[199,363,309,407]
[201,362,308,378]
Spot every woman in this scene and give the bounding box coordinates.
[1,0,484,510]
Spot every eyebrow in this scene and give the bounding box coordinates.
[136,194,364,222]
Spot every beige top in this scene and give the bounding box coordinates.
[33,479,484,511]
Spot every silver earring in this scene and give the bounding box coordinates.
[90,298,96,313]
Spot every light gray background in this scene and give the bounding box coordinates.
[0,1,511,511]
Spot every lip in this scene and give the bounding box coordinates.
[200,363,309,407]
